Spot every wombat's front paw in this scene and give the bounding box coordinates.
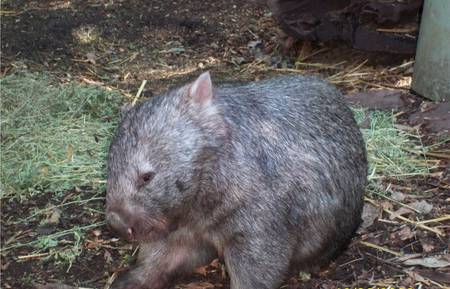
[110,274,147,289]
[110,271,166,289]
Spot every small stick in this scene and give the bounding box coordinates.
[423,152,450,160]
[417,215,450,225]
[297,47,330,62]
[371,188,421,213]
[132,80,148,106]
[338,257,365,267]
[378,218,400,225]
[377,27,417,33]
[365,197,445,236]
[360,241,402,257]
[344,59,368,76]
[360,80,411,90]
[389,60,415,72]
[294,61,346,69]
[403,148,450,160]
[18,253,49,260]
[108,52,139,65]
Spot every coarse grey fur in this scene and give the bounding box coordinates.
[106,72,367,289]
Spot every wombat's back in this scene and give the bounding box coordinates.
[215,75,367,267]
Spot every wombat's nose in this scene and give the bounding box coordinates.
[107,211,135,240]
[126,227,134,240]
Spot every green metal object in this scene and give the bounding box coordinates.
[412,0,450,101]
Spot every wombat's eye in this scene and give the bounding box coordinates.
[138,172,155,188]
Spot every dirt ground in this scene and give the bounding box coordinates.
[1,1,449,289]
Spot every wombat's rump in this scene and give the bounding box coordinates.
[106,72,367,289]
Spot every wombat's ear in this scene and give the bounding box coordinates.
[188,72,213,108]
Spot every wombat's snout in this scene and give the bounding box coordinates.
[106,210,137,241]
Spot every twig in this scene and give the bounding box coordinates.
[389,60,415,72]
[132,80,147,106]
[371,187,421,213]
[365,197,445,236]
[403,148,450,160]
[18,253,49,260]
[378,218,400,225]
[295,61,346,69]
[338,257,365,267]
[109,52,139,66]
[297,47,330,62]
[360,241,402,257]
[377,27,417,33]
[360,80,411,90]
[417,215,450,225]
[420,151,450,160]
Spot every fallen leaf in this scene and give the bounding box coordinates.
[194,265,208,276]
[41,207,61,225]
[361,203,380,228]
[395,76,411,88]
[389,207,413,220]
[380,200,394,211]
[1,261,11,271]
[416,268,450,284]
[40,165,49,176]
[409,101,450,135]
[66,144,73,161]
[184,282,214,289]
[390,191,407,202]
[85,239,98,249]
[86,52,96,64]
[231,56,245,65]
[209,258,220,268]
[247,40,262,49]
[397,226,414,240]
[298,271,311,281]
[420,239,435,253]
[104,249,113,264]
[403,256,450,268]
[422,244,435,253]
[409,200,433,214]
[404,269,428,283]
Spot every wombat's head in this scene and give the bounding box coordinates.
[106,72,226,242]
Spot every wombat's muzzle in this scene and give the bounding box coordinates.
[106,211,135,241]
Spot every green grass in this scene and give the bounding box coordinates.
[352,108,434,182]
[1,73,122,198]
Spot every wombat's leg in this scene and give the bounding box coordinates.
[224,237,290,289]
[111,238,216,289]
[109,241,170,289]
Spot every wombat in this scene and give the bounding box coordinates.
[106,72,367,289]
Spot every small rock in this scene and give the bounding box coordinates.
[409,200,433,214]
